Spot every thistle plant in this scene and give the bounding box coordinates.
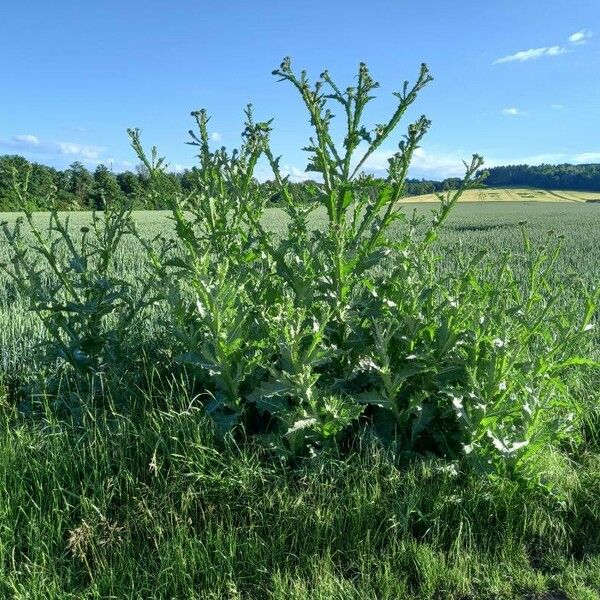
[124,58,599,478]
[241,59,486,457]
[4,58,597,485]
[129,107,274,430]
[0,166,157,401]
[257,60,484,365]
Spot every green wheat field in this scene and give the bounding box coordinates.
[2,198,599,363]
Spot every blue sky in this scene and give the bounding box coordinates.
[1,0,598,180]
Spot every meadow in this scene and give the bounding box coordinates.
[1,55,599,598]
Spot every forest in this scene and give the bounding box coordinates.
[2,153,599,211]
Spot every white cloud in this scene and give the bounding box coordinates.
[411,148,466,177]
[210,132,222,142]
[486,151,600,168]
[57,142,104,160]
[361,146,600,180]
[569,30,592,45]
[551,104,564,110]
[359,151,391,172]
[502,108,521,116]
[0,134,112,168]
[253,162,318,183]
[494,30,593,65]
[486,153,563,166]
[13,134,40,145]
[572,152,600,162]
[105,160,137,172]
[257,147,600,183]
[282,164,312,182]
[363,148,466,179]
[494,45,566,64]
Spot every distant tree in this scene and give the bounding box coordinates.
[28,163,57,209]
[89,164,123,209]
[66,161,93,208]
[116,170,142,198]
[0,155,30,209]
[484,163,600,191]
[2,153,599,212]
[165,172,182,195]
[442,177,462,191]
[52,169,77,208]
[180,167,200,193]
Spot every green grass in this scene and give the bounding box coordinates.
[1,199,599,598]
[1,403,599,599]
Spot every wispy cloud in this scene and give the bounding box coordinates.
[57,142,104,160]
[551,104,564,110]
[13,134,40,145]
[571,152,600,162]
[363,148,466,179]
[283,164,313,182]
[502,107,522,116]
[210,132,222,142]
[494,45,566,64]
[0,134,106,165]
[569,30,592,45]
[254,146,600,183]
[253,162,316,183]
[360,146,600,179]
[494,30,593,64]
[410,148,466,177]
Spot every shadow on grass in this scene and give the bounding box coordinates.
[448,222,515,233]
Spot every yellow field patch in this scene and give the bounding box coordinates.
[401,188,600,203]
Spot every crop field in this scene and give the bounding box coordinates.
[402,187,600,203]
[2,199,599,369]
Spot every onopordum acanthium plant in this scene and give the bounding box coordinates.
[0,166,162,402]
[127,57,599,482]
[2,57,597,487]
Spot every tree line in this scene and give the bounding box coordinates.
[483,163,600,190]
[1,154,599,211]
[0,155,184,211]
[0,154,462,210]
